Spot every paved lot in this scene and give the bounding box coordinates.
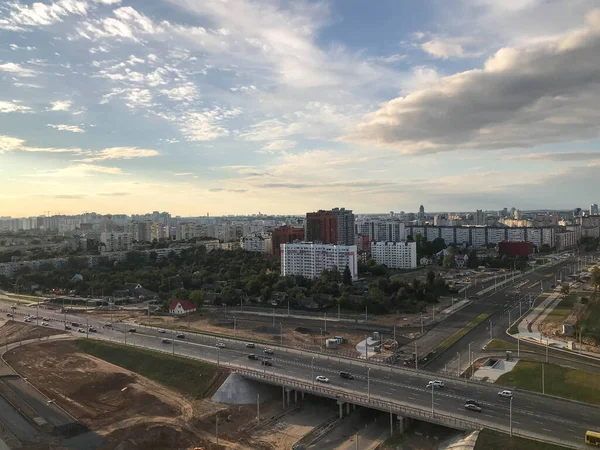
[0,396,39,443]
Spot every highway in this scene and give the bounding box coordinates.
[0,300,596,448]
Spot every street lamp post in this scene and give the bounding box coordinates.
[217,347,220,367]
[367,367,371,401]
[311,357,315,388]
[489,320,493,340]
[320,328,323,351]
[215,416,219,446]
[430,384,434,415]
[542,363,545,394]
[509,396,513,436]
[280,322,283,346]
[457,352,461,376]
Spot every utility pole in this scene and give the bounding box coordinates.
[542,363,545,395]
[324,313,327,333]
[489,320,493,340]
[365,305,368,323]
[430,384,434,415]
[280,322,283,346]
[457,352,461,376]
[256,394,260,422]
[414,342,418,371]
[216,416,219,445]
[367,367,371,401]
[509,397,513,436]
[546,338,549,362]
[393,326,396,343]
[517,336,520,357]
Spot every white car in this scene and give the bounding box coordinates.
[498,390,513,398]
[315,376,330,383]
[77,328,85,333]
[263,348,274,355]
[41,322,49,326]
[427,380,444,389]
[216,342,226,349]
[158,329,166,333]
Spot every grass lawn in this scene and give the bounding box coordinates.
[485,339,518,350]
[543,294,577,324]
[434,313,490,353]
[75,339,219,398]
[581,296,600,344]
[475,428,572,450]
[495,360,600,406]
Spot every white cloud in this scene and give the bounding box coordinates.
[48,100,72,111]
[0,62,37,77]
[0,0,89,31]
[79,147,160,162]
[349,9,600,154]
[0,101,31,113]
[258,140,297,153]
[160,83,198,101]
[0,135,83,154]
[421,39,467,59]
[172,172,193,176]
[371,54,407,64]
[47,124,85,133]
[93,0,122,4]
[173,107,242,142]
[9,44,36,51]
[29,164,125,177]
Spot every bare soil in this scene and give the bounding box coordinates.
[0,320,65,345]
[3,340,279,449]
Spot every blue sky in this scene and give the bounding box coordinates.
[0,0,599,217]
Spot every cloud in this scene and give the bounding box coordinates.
[9,44,36,51]
[0,135,83,154]
[0,0,89,31]
[79,147,160,162]
[160,83,198,101]
[371,54,407,64]
[348,9,600,154]
[0,62,37,77]
[93,0,122,4]
[258,140,297,153]
[97,192,131,196]
[421,39,467,59]
[174,107,242,141]
[28,164,126,177]
[0,101,31,113]
[48,100,72,111]
[509,151,600,162]
[37,194,88,199]
[172,172,194,176]
[47,124,85,133]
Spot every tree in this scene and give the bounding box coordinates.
[591,267,600,297]
[189,290,205,308]
[443,247,456,268]
[560,284,570,297]
[426,270,435,285]
[342,266,352,285]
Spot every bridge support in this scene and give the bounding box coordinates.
[346,402,350,415]
[301,391,305,400]
[338,401,344,419]
[286,388,291,406]
[294,390,298,403]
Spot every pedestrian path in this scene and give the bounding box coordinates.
[517,292,560,334]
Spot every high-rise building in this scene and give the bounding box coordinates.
[240,233,272,253]
[305,210,338,244]
[591,204,599,215]
[475,210,486,226]
[418,205,425,220]
[370,241,417,269]
[271,226,305,259]
[281,242,358,280]
[332,207,355,245]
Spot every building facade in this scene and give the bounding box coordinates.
[240,233,272,253]
[271,226,305,259]
[281,242,358,280]
[370,241,417,269]
[99,232,131,253]
[305,207,355,245]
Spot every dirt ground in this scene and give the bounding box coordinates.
[3,340,283,450]
[0,320,65,346]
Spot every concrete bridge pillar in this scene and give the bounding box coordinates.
[301,391,305,400]
[337,400,344,419]
[286,388,291,406]
[346,402,350,415]
[294,390,298,403]
[397,415,405,434]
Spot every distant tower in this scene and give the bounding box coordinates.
[418,205,425,220]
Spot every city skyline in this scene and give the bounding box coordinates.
[1,1,600,216]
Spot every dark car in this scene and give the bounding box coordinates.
[89,327,97,332]
[65,325,72,330]
[162,339,171,344]
[261,360,272,366]
[465,400,481,408]
[248,354,260,360]
[129,328,136,333]
[464,403,482,412]
[339,371,354,380]
[176,333,185,339]
[246,343,256,348]
[72,322,79,327]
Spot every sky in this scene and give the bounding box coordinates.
[1,0,599,217]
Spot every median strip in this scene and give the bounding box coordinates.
[434,313,490,354]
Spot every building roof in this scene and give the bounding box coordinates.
[169,299,196,311]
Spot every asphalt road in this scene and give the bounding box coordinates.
[422,254,596,373]
[0,301,597,448]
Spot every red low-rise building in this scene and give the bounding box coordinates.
[498,241,533,257]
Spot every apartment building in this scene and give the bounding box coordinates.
[271,226,305,259]
[281,242,358,280]
[99,232,131,253]
[370,241,417,269]
[240,233,272,253]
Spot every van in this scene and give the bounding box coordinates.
[339,371,354,380]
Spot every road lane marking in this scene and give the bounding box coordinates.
[542,428,552,433]
[535,421,544,425]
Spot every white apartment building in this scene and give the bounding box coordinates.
[100,232,131,253]
[355,219,405,242]
[178,222,199,241]
[370,241,417,269]
[240,233,272,253]
[281,242,358,280]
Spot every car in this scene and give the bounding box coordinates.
[465,400,481,408]
[339,371,354,380]
[41,322,49,326]
[24,318,31,323]
[263,348,274,355]
[72,322,79,327]
[162,339,171,344]
[129,328,136,333]
[498,390,513,398]
[105,322,112,327]
[77,328,85,333]
[248,354,260,360]
[216,342,226,348]
[426,380,444,389]
[176,333,185,339]
[246,343,256,348]
[64,325,71,330]
[315,376,330,383]
[158,329,166,333]
[6,313,13,317]
[464,403,482,412]
[89,327,97,332]
[261,360,273,366]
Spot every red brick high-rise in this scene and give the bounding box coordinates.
[272,226,305,259]
[305,210,338,244]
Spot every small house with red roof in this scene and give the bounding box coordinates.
[169,299,197,315]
